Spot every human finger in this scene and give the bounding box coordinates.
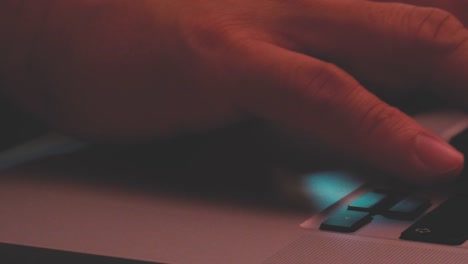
[368,0,468,26]
[277,1,468,102]
[238,41,463,183]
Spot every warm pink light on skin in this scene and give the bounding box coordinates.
[1,0,468,184]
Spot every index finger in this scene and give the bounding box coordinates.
[235,40,463,183]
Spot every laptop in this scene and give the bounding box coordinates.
[1,110,468,263]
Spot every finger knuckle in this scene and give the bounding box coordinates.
[359,104,408,139]
[295,62,358,110]
[409,8,465,49]
[185,15,251,54]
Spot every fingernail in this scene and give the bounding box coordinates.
[414,134,464,177]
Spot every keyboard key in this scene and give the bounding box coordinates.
[400,196,468,245]
[348,192,388,213]
[383,198,431,220]
[320,209,372,233]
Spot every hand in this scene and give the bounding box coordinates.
[2,0,468,182]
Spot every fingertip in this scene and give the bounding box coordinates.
[407,134,464,183]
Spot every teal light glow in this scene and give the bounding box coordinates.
[302,171,364,211]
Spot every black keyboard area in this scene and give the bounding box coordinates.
[400,195,468,245]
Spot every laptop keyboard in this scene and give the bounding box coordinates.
[319,190,431,234]
[318,189,468,246]
[319,128,468,246]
